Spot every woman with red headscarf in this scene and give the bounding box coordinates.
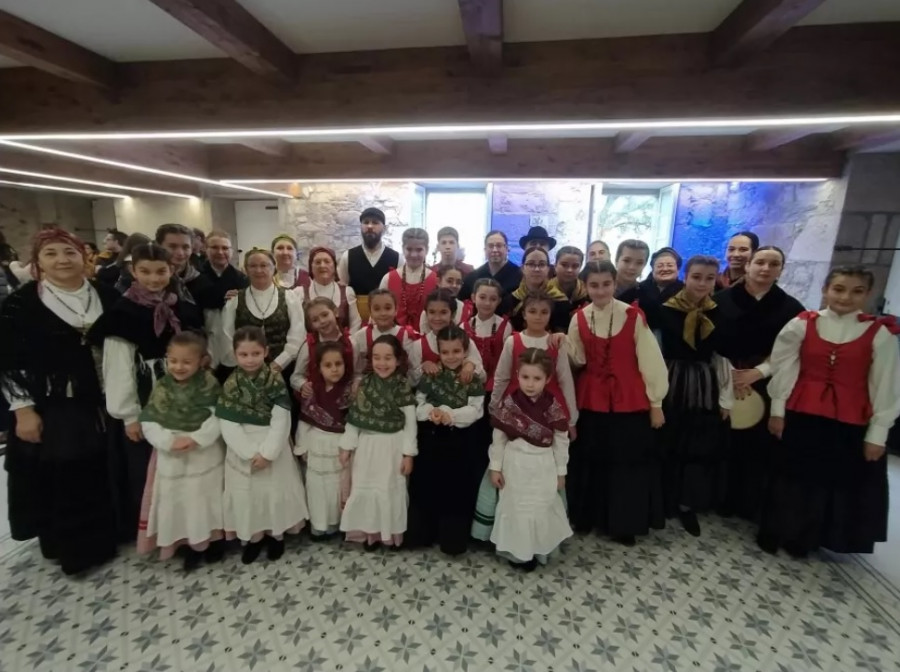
[0,228,121,575]
[296,246,361,333]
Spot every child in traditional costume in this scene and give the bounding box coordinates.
[89,242,204,541]
[291,297,354,399]
[350,288,418,380]
[759,266,900,557]
[295,341,353,539]
[407,325,486,555]
[418,264,465,334]
[489,348,572,571]
[407,289,485,387]
[380,228,438,328]
[217,326,308,563]
[138,331,225,571]
[566,261,669,546]
[339,335,417,548]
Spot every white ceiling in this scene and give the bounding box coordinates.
[1,0,899,67]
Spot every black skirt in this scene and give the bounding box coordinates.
[106,420,153,543]
[759,411,889,554]
[661,360,729,516]
[5,399,117,575]
[567,410,665,538]
[407,422,486,555]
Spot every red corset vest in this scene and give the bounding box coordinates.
[463,315,509,392]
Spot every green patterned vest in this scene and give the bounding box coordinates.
[235,286,290,362]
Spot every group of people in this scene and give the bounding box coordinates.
[1,208,897,577]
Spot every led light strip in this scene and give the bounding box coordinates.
[0,141,288,198]
[0,167,197,199]
[0,113,898,142]
[222,177,830,185]
[0,179,130,198]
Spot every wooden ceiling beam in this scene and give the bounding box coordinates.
[711,0,827,67]
[358,136,394,155]
[457,0,503,72]
[834,128,900,153]
[0,9,117,88]
[614,131,652,153]
[147,0,296,81]
[239,139,291,157]
[747,125,846,151]
[487,134,508,154]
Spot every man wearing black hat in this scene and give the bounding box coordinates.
[338,207,401,323]
[519,225,557,253]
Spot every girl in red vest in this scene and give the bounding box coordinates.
[491,291,578,434]
[760,266,900,557]
[380,228,438,329]
[350,288,417,381]
[418,264,465,333]
[566,260,669,546]
[290,298,354,402]
[407,288,484,387]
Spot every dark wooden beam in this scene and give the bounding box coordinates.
[614,131,652,153]
[487,134,508,154]
[205,136,846,181]
[457,0,503,72]
[0,9,116,88]
[711,0,827,66]
[358,136,394,155]
[834,128,900,153]
[239,139,291,157]
[0,24,898,134]
[747,124,846,151]
[147,0,296,81]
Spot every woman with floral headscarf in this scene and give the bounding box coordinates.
[295,246,361,333]
[0,229,121,575]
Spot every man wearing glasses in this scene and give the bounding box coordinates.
[458,230,523,316]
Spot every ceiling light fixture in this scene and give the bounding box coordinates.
[0,141,288,199]
[0,113,898,142]
[0,167,196,199]
[222,177,830,185]
[0,179,130,199]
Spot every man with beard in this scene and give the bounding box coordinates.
[458,230,523,316]
[337,207,401,323]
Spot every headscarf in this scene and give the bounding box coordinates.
[663,289,717,349]
[139,369,221,432]
[123,282,182,337]
[30,228,87,281]
[216,365,291,426]
[270,233,298,252]
[307,246,337,278]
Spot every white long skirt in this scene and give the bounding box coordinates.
[297,421,344,535]
[149,439,226,548]
[223,425,308,541]
[490,438,572,563]
[340,429,407,544]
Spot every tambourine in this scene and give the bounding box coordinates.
[730,389,765,430]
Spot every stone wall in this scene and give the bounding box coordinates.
[0,187,95,259]
[278,182,413,268]
[490,182,592,265]
[671,179,848,308]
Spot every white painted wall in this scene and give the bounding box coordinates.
[113,195,211,237]
[235,200,280,256]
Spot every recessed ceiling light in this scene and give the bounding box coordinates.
[0,167,196,199]
[222,177,830,184]
[0,141,288,198]
[0,179,130,198]
[0,113,897,142]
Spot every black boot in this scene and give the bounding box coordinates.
[183,549,204,572]
[613,535,636,547]
[265,536,285,561]
[204,540,226,564]
[679,510,701,537]
[756,533,779,555]
[241,540,265,565]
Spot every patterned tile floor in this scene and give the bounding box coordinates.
[0,467,899,672]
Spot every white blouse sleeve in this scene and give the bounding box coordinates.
[219,419,256,460]
[337,250,351,286]
[275,291,307,369]
[104,337,141,425]
[465,340,486,381]
[552,429,570,476]
[488,428,508,472]
[290,341,310,391]
[418,311,429,335]
[766,317,806,418]
[634,315,669,408]
[379,273,390,290]
[490,337,515,407]
[866,326,900,446]
[444,395,484,428]
[188,411,221,448]
[401,405,418,457]
[407,340,424,387]
[346,287,362,333]
[415,390,435,421]
[555,341,579,426]
[220,296,238,368]
[2,378,34,411]
[140,421,175,452]
[259,405,291,461]
[339,423,360,452]
[567,312,586,367]
[714,353,735,410]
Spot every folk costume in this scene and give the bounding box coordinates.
[350,323,418,380]
[339,372,417,546]
[220,284,306,369]
[566,300,669,540]
[458,261,523,317]
[407,368,485,555]
[548,276,590,313]
[618,277,685,331]
[296,246,362,333]
[508,280,572,334]
[759,309,900,555]
[338,242,400,324]
[417,298,465,334]
[380,263,438,329]
[407,330,486,387]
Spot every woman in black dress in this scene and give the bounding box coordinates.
[0,229,120,575]
[712,246,804,521]
[618,247,685,331]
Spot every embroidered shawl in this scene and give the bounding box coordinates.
[139,369,221,432]
[490,388,568,447]
[347,372,415,433]
[418,366,485,409]
[216,366,291,426]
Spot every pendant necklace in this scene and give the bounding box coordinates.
[250,285,277,319]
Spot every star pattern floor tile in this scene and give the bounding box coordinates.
[0,516,898,672]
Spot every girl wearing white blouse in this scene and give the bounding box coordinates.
[759,266,900,558]
[220,249,306,373]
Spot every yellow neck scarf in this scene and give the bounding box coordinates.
[663,290,716,349]
[512,278,568,303]
[548,277,587,303]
